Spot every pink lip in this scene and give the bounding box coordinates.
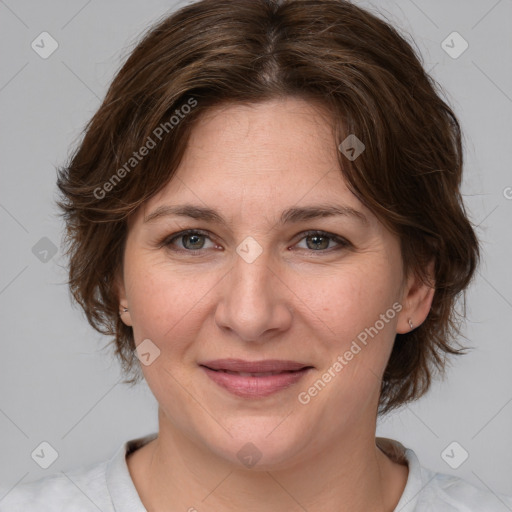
[200,358,310,373]
[199,359,313,398]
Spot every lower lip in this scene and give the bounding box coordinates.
[201,366,312,398]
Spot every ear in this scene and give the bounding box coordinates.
[396,260,435,334]
[114,266,133,327]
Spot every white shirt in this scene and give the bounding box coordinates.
[1,433,510,511]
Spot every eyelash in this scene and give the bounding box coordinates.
[160,229,351,255]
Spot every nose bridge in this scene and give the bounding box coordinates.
[230,240,275,314]
[233,247,271,302]
[215,238,292,341]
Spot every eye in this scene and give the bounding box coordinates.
[163,229,218,252]
[160,229,350,254]
[294,230,350,252]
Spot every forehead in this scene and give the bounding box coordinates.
[183,97,338,174]
[144,98,359,207]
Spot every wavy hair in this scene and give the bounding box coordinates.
[56,0,479,414]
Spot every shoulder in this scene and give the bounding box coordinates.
[417,470,512,511]
[376,437,512,512]
[0,433,156,512]
[0,459,112,512]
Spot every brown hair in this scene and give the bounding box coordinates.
[56,0,479,414]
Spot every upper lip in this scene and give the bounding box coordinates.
[200,359,312,373]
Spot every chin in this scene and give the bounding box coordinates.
[200,419,314,472]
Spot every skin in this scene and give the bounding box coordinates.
[116,97,435,511]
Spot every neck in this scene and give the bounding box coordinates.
[127,410,408,512]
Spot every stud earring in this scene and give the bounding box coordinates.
[408,318,414,330]
[119,306,128,316]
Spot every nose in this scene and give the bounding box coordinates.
[214,246,293,343]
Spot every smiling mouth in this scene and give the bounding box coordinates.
[199,358,312,373]
[199,359,314,398]
[211,369,304,377]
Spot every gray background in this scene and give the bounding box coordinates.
[1,0,511,501]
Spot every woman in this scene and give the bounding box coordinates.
[1,0,510,510]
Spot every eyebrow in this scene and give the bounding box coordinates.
[143,203,368,226]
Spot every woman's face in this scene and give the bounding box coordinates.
[118,97,428,469]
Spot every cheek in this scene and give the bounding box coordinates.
[296,262,400,343]
[124,254,220,351]
[295,267,400,409]
[291,262,402,413]
[124,259,213,409]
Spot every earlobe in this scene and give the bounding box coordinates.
[114,269,133,327]
[119,305,133,326]
[396,262,435,334]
